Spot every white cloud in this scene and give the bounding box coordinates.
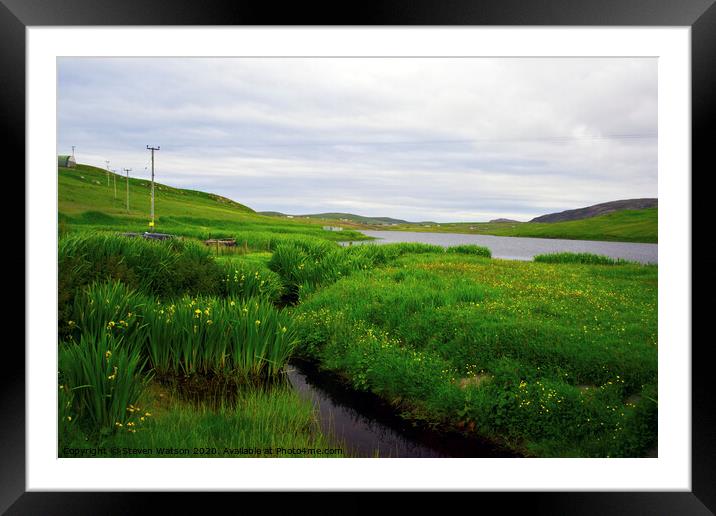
[58,57,657,221]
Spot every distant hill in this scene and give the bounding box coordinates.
[531,198,658,223]
[489,218,520,223]
[259,211,410,225]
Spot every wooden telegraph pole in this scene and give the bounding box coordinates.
[146,146,160,230]
[123,168,132,213]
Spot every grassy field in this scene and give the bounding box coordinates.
[57,163,658,458]
[59,164,370,244]
[380,208,657,243]
[292,252,657,457]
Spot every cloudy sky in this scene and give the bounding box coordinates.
[57,58,657,222]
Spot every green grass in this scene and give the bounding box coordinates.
[59,332,150,437]
[292,252,658,457]
[60,279,316,452]
[58,232,225,339]
[59,164,370,244]
[384,208,657,243]
[60,383,343,457]
[57,162,657,458]
[534,252,638,265]
[220,259,284,303]
[68,281,298,383]
[267,240,490,302]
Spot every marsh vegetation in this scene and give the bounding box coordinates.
[57,165,657,457]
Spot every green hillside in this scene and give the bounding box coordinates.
[258,212,410,225]
[58,164,369,243]
[386,208,657,243]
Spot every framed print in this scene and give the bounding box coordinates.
[6,0,715,512]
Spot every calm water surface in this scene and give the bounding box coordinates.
[349,230,658,264]
[287,360,519,458]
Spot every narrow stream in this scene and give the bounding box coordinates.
[287,359,520,458]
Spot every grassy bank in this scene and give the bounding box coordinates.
[375,208,658,243]
[291,252,658,457]
[59,164,370,244]
[60,382,343,458]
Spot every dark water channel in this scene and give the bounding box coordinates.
[286,359,520,458]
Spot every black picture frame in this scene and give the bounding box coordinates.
[6,0,714,513]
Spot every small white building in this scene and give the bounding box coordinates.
[323,226,343,232]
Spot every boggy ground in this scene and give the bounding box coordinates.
[291,252,657,457]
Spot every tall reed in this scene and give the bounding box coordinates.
[59,333,150,435]
[68,281,148,347]
[219,261,284,303]
[142,296,298,381]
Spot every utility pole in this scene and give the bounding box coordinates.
[71,146,75,159]
[112,169,117,199]
[105,160,110,186]
[147,146,160,229]
[123,168,132,213]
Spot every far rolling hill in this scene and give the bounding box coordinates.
[531,198,658,223]
[259,211,411,225]
[382,207,657,243]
